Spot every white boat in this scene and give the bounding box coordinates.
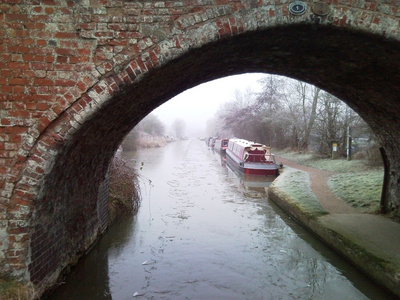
[213,138,229,153]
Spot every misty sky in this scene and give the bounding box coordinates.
[152,73,269,137]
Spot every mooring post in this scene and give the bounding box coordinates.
[347,126,352,161]
[379,147,389,214]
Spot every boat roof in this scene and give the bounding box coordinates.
[229,138,270,149]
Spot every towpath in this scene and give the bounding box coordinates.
[276,157,357,214]
[275,156,400,297]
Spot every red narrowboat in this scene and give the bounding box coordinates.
[226,138,278,176]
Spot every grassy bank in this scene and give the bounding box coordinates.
[329,171,383,213]
[272,167,328,218]
[275,149,384,213]
[0,277,36,300]
[275,149,372,172]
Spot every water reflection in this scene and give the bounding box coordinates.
[45,139,394,299]
[210,149,275,198]
[46,217,136,300]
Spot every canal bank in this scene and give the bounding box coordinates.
[269,158,400,298]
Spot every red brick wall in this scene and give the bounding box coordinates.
[1,0,400,294]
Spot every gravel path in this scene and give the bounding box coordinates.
[277,157,359,214]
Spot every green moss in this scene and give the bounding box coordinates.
[325,228,394,272]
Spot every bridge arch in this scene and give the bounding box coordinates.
[2,1,400,295]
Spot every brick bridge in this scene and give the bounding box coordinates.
[1,0,400,294]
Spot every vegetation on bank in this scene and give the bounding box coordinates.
[274,149,384,213]
[271,167,328,218]
[275,149,372,172]
[0,277,36,300]
[329,171,383,213]
[121,113,185,151]
[108,152,141,224]
[122,131,170,151]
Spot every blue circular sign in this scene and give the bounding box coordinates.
[289,1,307,15]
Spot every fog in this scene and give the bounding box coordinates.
[152,73,268,138]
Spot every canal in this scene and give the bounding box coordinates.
[47,139,394,299]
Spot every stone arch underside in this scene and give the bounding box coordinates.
[24,24,400,291]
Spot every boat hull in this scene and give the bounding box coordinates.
[226,149,278,176]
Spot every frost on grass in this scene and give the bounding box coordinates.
[275,149,369,173]
[329,171,383,212]
[272,167,326,216]
[309,159,369,173]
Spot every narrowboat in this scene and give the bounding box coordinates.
[225,138,278,176]
[206,137,216,148]
[213,138,229,153]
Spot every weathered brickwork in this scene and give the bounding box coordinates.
[1,0,400,295]
[98,167,110,231]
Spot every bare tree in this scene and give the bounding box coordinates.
[215,74,368,156]
[254,75,285,146]
[172,118,186,139]
[256,75,284,111]
[219,88,258,140]
[313,92,363,156]
[138,114,165,136]
[298,82,320,151]
[122,114,165,150]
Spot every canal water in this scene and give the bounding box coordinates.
[47,139,394,299]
